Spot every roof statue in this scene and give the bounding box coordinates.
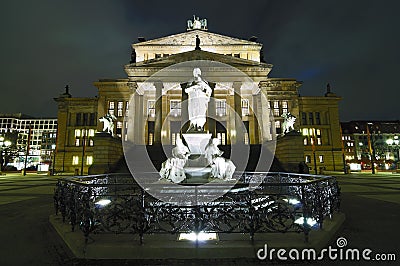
[195,35,201,50]
[187,15,207,31]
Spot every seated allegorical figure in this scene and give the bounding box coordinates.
[205,138,236,180]
[211,157,236,180]
[204,138,223,165]
[159,135,190,183]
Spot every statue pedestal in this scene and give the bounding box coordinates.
[88,132,123,175]
[181,133,212,183]
[182,133,211,155]
[275,131,304,173]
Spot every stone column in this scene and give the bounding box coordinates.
[180,82,189,133]
[154,81,163,144]
[133,84,144,144]
[233,82,243,144]
[260,88,272,142]
[252,94,260,144]
[207,82,216,137]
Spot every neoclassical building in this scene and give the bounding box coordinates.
[54,18,343,174]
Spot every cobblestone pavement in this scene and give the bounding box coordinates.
[0,172,399,265]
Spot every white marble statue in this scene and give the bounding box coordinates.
[211,157,236,180]
[204,138,223,165]
[159,135,190,183]
[187,15,207,30]
[281,112,296,134]
[172,135,190,160]
[205,138,236,180]
[99,113,117,136]
[185,68,212,131]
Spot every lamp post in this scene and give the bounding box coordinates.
[367,123,376,174]
[23,124,32,176]
[81,129,86,176]
[311,132,318,175]
[51,144,56,175]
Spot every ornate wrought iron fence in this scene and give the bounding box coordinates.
[53,172,340,244]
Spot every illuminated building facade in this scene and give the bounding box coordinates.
[341,121,400,170]
[54,19,343,173]
[0,113,57,169]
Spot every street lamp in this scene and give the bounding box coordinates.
[51,144,56,175]
[367,123,376,174]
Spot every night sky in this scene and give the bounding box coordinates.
[0,0,398,121]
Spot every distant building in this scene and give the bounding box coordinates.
[0,113,57,170]
[53,91,97,174]
[341,121,400,170]
[54,18,343,174]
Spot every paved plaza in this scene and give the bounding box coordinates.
[0,172,399,265]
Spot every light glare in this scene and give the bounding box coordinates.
[178,231,217,241]
[95,199,111,207]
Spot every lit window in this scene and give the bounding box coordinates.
[89,139,94,146]
[117,121,123,129]
[72,156,79,165]
[304,138,308,145]
[302,128,309,136]
[74,129,81,137]
[216,100,226,116]
[148,100,155,117]
[305,155,311,163]
[170,100,181,117]
[273,109,280,116]
[317,138,322,145]
[125,101,129,116]
[88,129,95,137]
[244,132,249,145]
[148,133,154,145]
[171,133,179,145]
[319,155,324,163]
[275,121,281,128]
[282,101,288,114]
[75,139,80,146]
[86,156,93,165]
[273,101,279,109]
[316,129,321,136]
[117,101,124,117]
[217,132,226,145]
[241,99,250,116]
[108,101,115,115]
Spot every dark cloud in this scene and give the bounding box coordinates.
[0,0,399,121]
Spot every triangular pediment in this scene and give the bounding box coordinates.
[133,30,260,47]
[129,49,271,68]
